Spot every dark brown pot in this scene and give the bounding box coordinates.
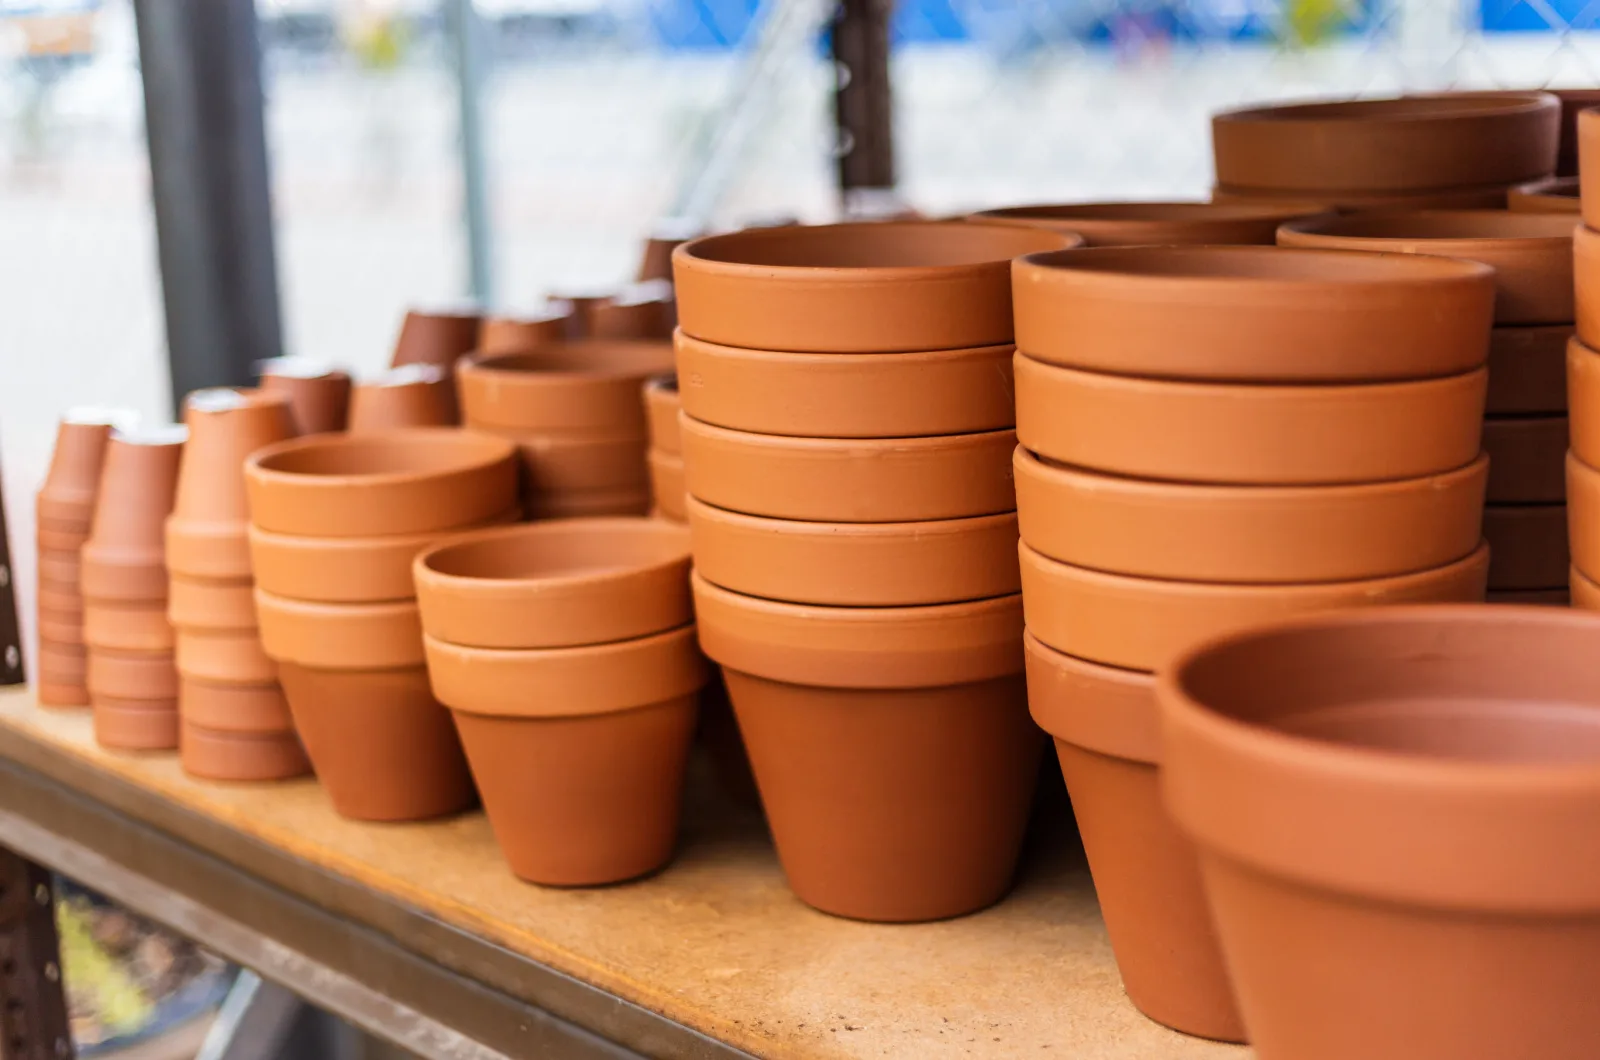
[93,697,178,751]
[1483,503,1569,590]
[970,200,1324,246]
[257,358,352,435]
[348,366,457,432]
[180,721,310,781]
[1488,325,1570,415]
[1482,415,1567,503]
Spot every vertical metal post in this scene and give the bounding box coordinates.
[133,0,284,406]
[830,0,895,209]
[447,0,494,305]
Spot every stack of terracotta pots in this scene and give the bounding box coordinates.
[968,200,1324,245]
[257,358,352,435]
[643,376,684,522]
[245,428,518,820]
[455,341,672,519]
[349,365,455,432]
[167,389,308,781]
[1211,93,1559,211]
[1568,108,1600,610]
[672,221,1074,923]
[1011,244,1495,1041]
[81,426,188,750]
[1279,210,1577,604]
[415,518,706,885]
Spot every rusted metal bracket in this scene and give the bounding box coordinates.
[830,0,895,199]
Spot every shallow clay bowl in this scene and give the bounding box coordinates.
[672,222,1077,353]
[1571,224,1600,349]
[688,497,1019,606]
[254,591,425,670]
[1013,245,1495,383]
[457,341,674,434]
[1020,540,1489,671]
[644,375,681,454]
[1508,176,1579,214]
[1015,447,1487,584]
[1570,336,1600,466]
[969,201,1326,246]
[1488,325,1570,415]
[1014,354,1487,486]
[1212,93,1558,193]
[674,331,1016,438]
[1482,415,1567,503]
[244,428,517,537]
[1483,503,1569,591]
[1277,210,1575,325]
[413,518,692,649]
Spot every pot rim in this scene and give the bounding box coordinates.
[1278,207,1578,249]
[414,517,690,597]
[673,328,1016,365]
[246,428,515,490]
[680,414,1016,452]
[644,374,679,399]
[1024,631,1158,764]
[971,199,1327,226]
[1213,90,1557,126]
[685,494,1016,538]
[458,339,673,383]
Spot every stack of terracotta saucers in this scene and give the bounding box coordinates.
[1279,210,1576,604]
[672,220,1074,923]
[1011,244,1495,1042]
[1566,108,1600,609]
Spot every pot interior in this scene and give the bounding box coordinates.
[255,433,497,477]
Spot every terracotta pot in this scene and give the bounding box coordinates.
[37,610,83,647]
[1277,210,1575,325]
[37,584,82,619]
[37,672,89,708]
[168,575,258,631]
[277,661,474,821]
[673,222,1077,353]
[674,331,1016,438]
[1213,182,1515,211]
[680,417,1017,522]
[255,592,423,670]
[525,487,651,520]
[390,305,482,370]
[1012,245,1494,383]
[1015,447,1487,584]
[1487,325,1570,415]
[35,522,90,553]
[1571,223,1600,349]
[1024,633,1243,1041]
[1574,564,1600,608]
[180,720,310,781]
[498,430,649,495]
[257,358,352,435]
[1158,604,1600,1060]
[1020,539,1489,670]
[1482,415,1567,503]
[38,550,80,590]
[93,698,178,751]
[38,641,86,685]
[1579,109,1600,229]
[1015,354,1487,486]
[1569,336,1600,466]
[1211,92,1559,193]
[643,376,680,454]
[1483,503,1569,590]
[86,647,179,701]
[638,219,702,281]
[1488,587,1570,604]
[80,427,187,602]
[648,451,685,522]
[478,306,571,354]
[688,496,1020,606]
[245,428,517,537]
[413,518,692,649]
[36,408,132,525]
[588,284,675,341]
[970,200,1325,246]
[179,677,293,733]
[457,342,673,435]
[1565,451,1600,580]
[348,366,456,432]
[168,388,297,580]
[175,628,277,685]
[82,601,175,652]
[1508,176,1579,213]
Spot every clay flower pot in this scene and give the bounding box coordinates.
[1013,245,1494,383]
[1488,325,1570,414]
[1158,605,1600,1060]
[255,592,424,670]
[1571,223,1600,349]
[693,574,1040,921]
[1015,354,1487,486]
[672,222,1076,353]
[1547,89,1600,176]
[348,365,457,432]
[87,647,179,702]
[413,519,692,649]
[1578,110,1600,229]
[643,376,680,454]
[168,388,297,580]
[80,426,187,602]
[37,584,82,617]
[969,200,1324,246]
[1508,176,1579,214]
[1020,540,1489,671]
[175,628,277,685]
[648,451,685,522]
[82,601,175,652]
[1483,503,1569,590]
[547,287,615,338]
[36,408,136,526]
[498,430,649,495]
[38,610,83,646]
[1482,415,1567,503]
[1211,93,1559,193]
[680,417,1017,521]
[257,357,351,435]
[390,304,482,370]
[93,697,179,751]
[457,342,673,435]
[1024,633,1243,1042]
[1015,447,1487,584]
[37,641,89,708]
[1213,182,1517,212]
[525,487,650,520]
[588,282,675,341]
[1564,451,1600,581]
[478,305,572,355]
[179,677,293,733]
[168,575,259,630]
[1277,210,1576,325]
[1570,336,1600,466]
[245,428,517,538]
[674,331,1016,439]
[36,523,90,553]
[688,496,1019,606]
[38,550,81,589]
[180,721,310,782]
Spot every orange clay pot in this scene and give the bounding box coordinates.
[1482,415,1567,503]
[82,601,175,652]
[37,551,80,589]
[1483,503,1569,591]
[1564,451,1600,581]
[255,592,424,670]
[175,628,277,685]
[588,283,675,341]
[1488,325,1570,415]
[35,523,89,553]
[37,610,83,647]
[37,583,82,618]
[649,451,685,522]
[180,721,310,781]
[257,358,352,435]
[493,429,649,495]
[179,677,293,734]
[525,487,651,520]
[1569,336,1600,467]
[1508,176,1579,214]
[80,426,187,602]
[970,200,1323,246]
[38,641,87,689]
[1571,223,1600,350]
[457,342,672,435]
[168,575,258,631]
[36,408,132,525]
[1578,110,1600,229]
[643,375,680,454]
[478,305,571,354]
[347,366,456,432]
[93,697,178,751]
[638,220,702,281]
[86,647,179,701]
[390,304,482,371]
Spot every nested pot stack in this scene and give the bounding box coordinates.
[167,389,308,782]
[245,428,519,821]
[1568,109,1600,608]
[1278,210,1576,601]
[1011,244,1495,1042]
[414,518,705,885]
[672,220,1076,923]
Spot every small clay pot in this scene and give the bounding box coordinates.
[348,366,457,432]
[688,496,1020,606]
[179,677,293,733]
[168,575,258,631]
[180,721,310,781]
[1024,633,1243,1041]
[1574,564,1600,609]
[1571,223,1600,349]
[1482,415,1567,503]
[1579,110,1600,228]
[38,550,80,590]
[1564,451,1600,581]
[38,680,89,709]
[278,661,475,821]
[674,331,1016,438]
[673,222,1077,353]
[257,357,352,435]
[93,697,178,751]
[1015,447,1488,584]
[1277,210,1576,325]
[1489,587,1570,604]
[37,408,132,525]
[87,647,179,701]
[970,200,1324,246]
[1020,540,1489,670]
[643,376,680,454]
[478,306,571,354]
[1158,604,1600,1060]
[81,427,187,602]
[496,430,649,495]
[1211,92,1559,193]
[82,601,175,652]
[255,592,423,670]
[1213,182,1515,212]
[648,451,685,522]
[1013,246,1495,383]
[1508,176,1579,214]
[1483,503,1569,590]
[1488,325,1570,415]
[1015,354,1487,486]
[175,628,277,685]
[168,388,297,580]
[457,342,673,435]
[588,284,675,341]
[37,609,83,647]
[525,487,651,520]
[245,428,517,538]
[1570,336,1600,466]
[390,304,482,370]
[680,416,1017,522]
[413,518,692,649]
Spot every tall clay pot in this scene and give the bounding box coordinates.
[81,427,187,602]
[257,358,352,435]
[36,408,136,526]
[348,365,457,432]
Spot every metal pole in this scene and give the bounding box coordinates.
[133,0,284,407]
[830,0,895,209]
[448,0,494,305]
